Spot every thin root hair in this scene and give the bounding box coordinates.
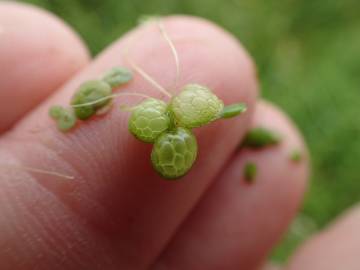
[123,26,172,98]
[71,92,153,109]
[1,164,74,180]
[157,20,180,92]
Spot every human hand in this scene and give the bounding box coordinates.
[1,2,355,270]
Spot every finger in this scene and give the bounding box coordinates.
[0,16,257,269]
[152,101,309,270]
[0,2,89,132]
[287,205,360,270]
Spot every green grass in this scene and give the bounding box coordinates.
[20,0,360,262]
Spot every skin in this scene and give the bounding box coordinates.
[0,2,358,270]
[0,2,89,132]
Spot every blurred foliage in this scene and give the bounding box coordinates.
[19,0,360,262]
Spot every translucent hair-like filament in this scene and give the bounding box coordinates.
[71,92,152,108]
[123,30,172,98]
[158,20,180,91]
[1,164,74,180]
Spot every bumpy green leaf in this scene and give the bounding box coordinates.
[129,98,171,143]
[170,84,224,128]
[71,80,112,120]
[151,127,198,179]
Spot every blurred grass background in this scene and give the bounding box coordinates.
[18,0,360,263]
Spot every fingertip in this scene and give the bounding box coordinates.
[254,100,309,159]
[287,205,360,270]
[0,1,90,131]
[243,100,309,212]
[0,1,90,79]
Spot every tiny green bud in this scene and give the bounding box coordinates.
[290,150,302,163]
[49,106,76,132]
[244,162,257,183]
[242,127,281,149]
[102,67,133,88]
[71,80,112,120]
[219,103,247,119]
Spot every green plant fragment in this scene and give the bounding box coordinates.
[219,103,247,119]
[242,127,281,149]
[102,67,133,88]
[71,80,112,120]
[244,162,257,183]
[290,150,302,163]
[49,106,76,132]
[49,105,64,119]
[57,110,76,131]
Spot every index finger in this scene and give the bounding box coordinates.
[0,16,257,269]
